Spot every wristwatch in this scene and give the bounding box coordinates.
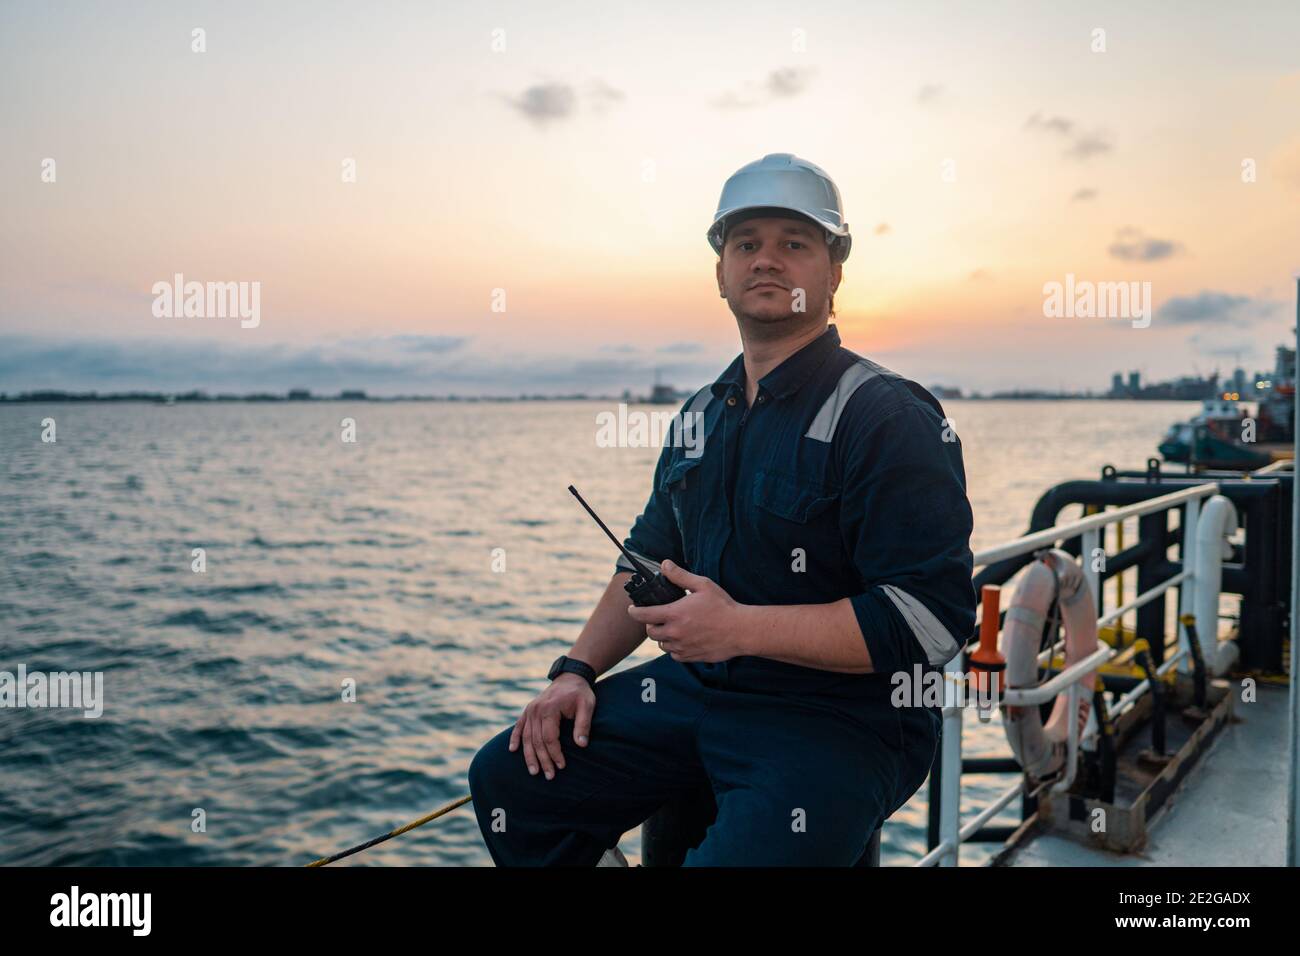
[548,655,597,690]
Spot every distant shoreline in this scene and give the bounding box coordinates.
[0,392,617,404]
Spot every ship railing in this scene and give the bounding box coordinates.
[1253,458,1292,476]
[916,482,1229,867]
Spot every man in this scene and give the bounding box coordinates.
[469,153,975,866]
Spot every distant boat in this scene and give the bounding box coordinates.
[1158,397,1270,469]
[648,368,679,405]
[1158,341,1295,470]
[648,383,678,405]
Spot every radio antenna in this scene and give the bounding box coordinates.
[568,485,656,579]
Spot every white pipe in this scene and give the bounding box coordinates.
[1082,527,1101,614]
[938,654,963,867]
[1193,494,1238,676]
[1179,495,1201,637]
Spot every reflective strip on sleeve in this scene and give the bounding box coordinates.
[879,584,962,667]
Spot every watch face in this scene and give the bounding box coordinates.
[548,655,565,679]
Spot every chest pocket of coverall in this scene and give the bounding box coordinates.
[750,467,842,578]
[752,467,840,523]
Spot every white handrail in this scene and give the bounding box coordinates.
[1000,643,1113,706]
[973,483,1219,567]
[959,778,1024,842]
[915,485,1234,867]
[1098,570,1188,628]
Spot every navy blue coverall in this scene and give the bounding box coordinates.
[469,323,976,865]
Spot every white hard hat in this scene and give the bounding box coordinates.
[707,153,851,263]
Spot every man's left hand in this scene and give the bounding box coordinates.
[626,560,749,663]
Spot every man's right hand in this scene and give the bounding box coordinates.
[508,673,595,780]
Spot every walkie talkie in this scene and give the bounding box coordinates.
[568,485,687,607]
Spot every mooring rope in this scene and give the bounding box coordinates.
[306,794,473,866]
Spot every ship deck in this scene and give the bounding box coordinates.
[995,682,1291,866]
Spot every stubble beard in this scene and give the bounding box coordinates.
[727,294,827,344]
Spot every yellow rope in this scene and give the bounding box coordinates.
[306,794,473,866]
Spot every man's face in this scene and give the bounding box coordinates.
[715,215,841,337]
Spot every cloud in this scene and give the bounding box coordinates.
[1024,112,1113,160]
[1067,132,1113,159]
[1071,187,1098,201]
[916,83,943,105]
[501,79,626,125]
[767,67,813,96]
[1108,226,1183,262]
[361,334,468,353]
[873,222,891,235]
[657,342,703,354]
[586,79,626,114]
[1024,112,1073,135]
[0,335,726,397]
[1155,291,1280,326]
[0,337,439,389]
[713,68,815,109]
[503,83,578,125]
[968,269,993,281]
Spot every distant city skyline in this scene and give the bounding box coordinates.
[3,2,1299,395]
[1,330,1292,400]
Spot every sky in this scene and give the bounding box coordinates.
[2,0,1299,396]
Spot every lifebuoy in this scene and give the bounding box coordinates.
[1000,549,1098,779]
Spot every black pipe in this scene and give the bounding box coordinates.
[1181,614,1208,709]
[926,745,942,852]
[1099,672,1156,693]
[961,757,1024,774]
[1020,786,1038,825]
[1134,644,1166,756]
[1038,668,1176,696]
[1135,510,1170,668]
[1092,685,1116,803]
[966,825,1019,844]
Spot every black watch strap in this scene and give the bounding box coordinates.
[548,655,597,690]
